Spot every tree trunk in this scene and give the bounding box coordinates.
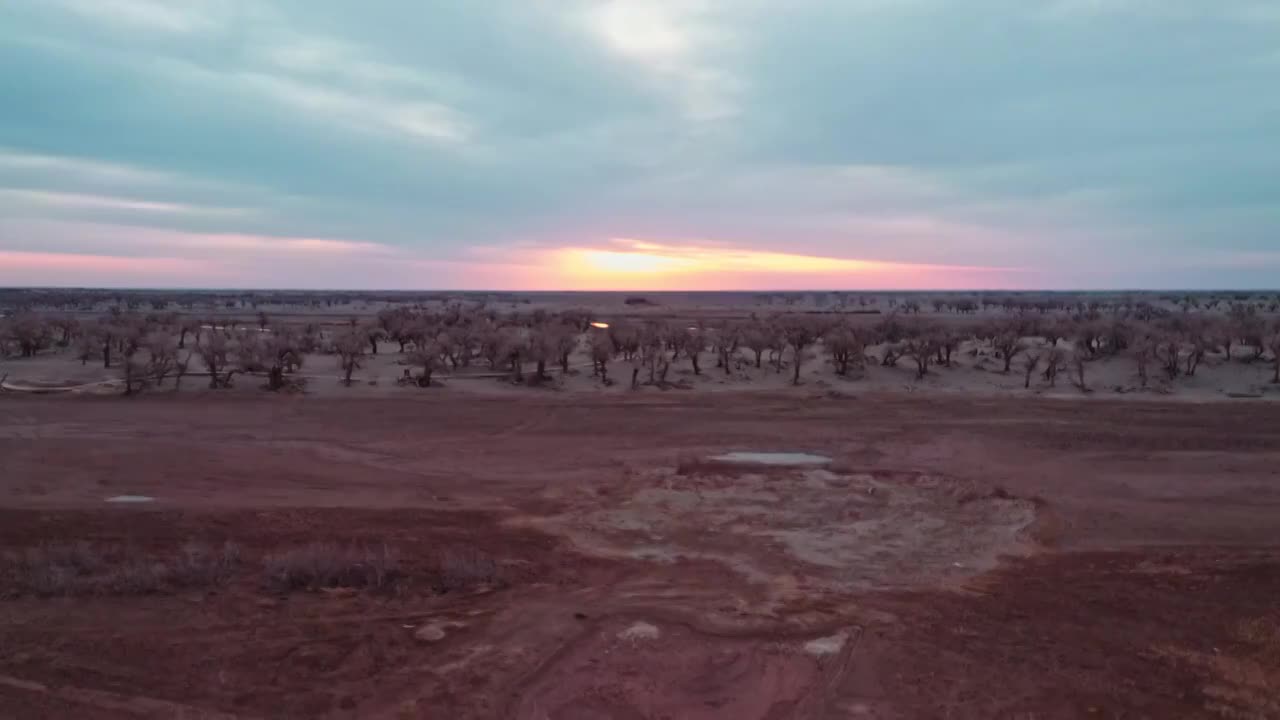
[631,367,639,389]
[915,356,928,379]
[792,346,803,385]
[536,359,548,380]
[103,342,112,369]
[691,353,700,375]
[369,338,378,355]
[753,350,763,368]
[178,329,188,349]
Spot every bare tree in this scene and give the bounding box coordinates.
[407,341,443,387]
[173,350,192,391]
[1021,348,1041,389]
[712,324,742,375]
[526,327,556,382]
[1131,337,1154,388]
[1152,335,1182,381]
[900,332,939,379]
[675,327,706,375]
[780,316,821,385]
[1069,350,1089,392]
[990,320,1024,373]
[72,332,97,366]
[144,331,178,388]
[196,332,235,389]
[824,324,865,376]
[335,329,366,386]
[177,318,200,349]
[740,322,772,369]
[6,314,51,357]
[1042,346,1062,387]
[363,322,385,355]
[47,315,78,348]
[589,332,613,383]
[1269,332,1280,384]
[238,329,305,391]
[552,324,579,375]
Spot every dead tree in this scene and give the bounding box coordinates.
[589,332,613,382]
[1070,351,1089,393]
[1131,338,1153,388]
[901,336,938,379]
[335,329,366,386]
[780,317,821,385]
[1042,347,1062,387]
[991,323,1023,373]
[1269,333,1280,384]
[196,332,235,389]
[824,325,865,376]
[407,342,443,387]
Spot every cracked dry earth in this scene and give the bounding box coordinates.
[1,393,1278,718]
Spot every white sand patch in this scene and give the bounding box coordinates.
[617,621,660,641]
[105,495,155,503]
[804,632,848,657]
[710,452,831,466]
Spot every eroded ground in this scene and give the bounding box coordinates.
[1,393,1278,718]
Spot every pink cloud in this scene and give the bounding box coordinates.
[0,250,211,287]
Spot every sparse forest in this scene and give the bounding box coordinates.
[3,289,1280,398]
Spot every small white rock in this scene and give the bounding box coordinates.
[804,632,848,657]
[617,621,660,641]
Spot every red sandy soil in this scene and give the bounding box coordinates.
[1,392,1278,718]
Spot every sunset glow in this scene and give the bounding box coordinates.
[541,239,1016,290]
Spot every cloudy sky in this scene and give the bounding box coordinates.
[1,0,1277,290]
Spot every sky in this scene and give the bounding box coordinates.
[0,0,1278,291]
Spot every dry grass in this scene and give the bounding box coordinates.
[262,542,401,592]
[1,541,242,597]
[3,539,503,598]
[436,546,501,593]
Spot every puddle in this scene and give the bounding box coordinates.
[709,452,831,466]
[105,495,155,503]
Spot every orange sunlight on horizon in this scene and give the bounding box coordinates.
[544,239,1015,290]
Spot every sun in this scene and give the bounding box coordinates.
[575,249,697,275]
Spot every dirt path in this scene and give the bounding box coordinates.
[0,393,1277,718]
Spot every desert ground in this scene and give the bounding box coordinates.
[2,290,1280,718]
[1,389,1278,719]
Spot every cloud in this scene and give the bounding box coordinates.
[0,0,1276,289]
[0,188,250,217]
[51,0,222,33]
[577,0,742,121]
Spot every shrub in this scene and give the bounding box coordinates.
[263,542,401,592]
[436,546,499,593]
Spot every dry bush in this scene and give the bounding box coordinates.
[589,331,615,382]
[263,542,401,592]
[1,541,241,597]
[778,315,824,384]
[334,329,367,386]
[435,546,500,593]
[824,324,866,377]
